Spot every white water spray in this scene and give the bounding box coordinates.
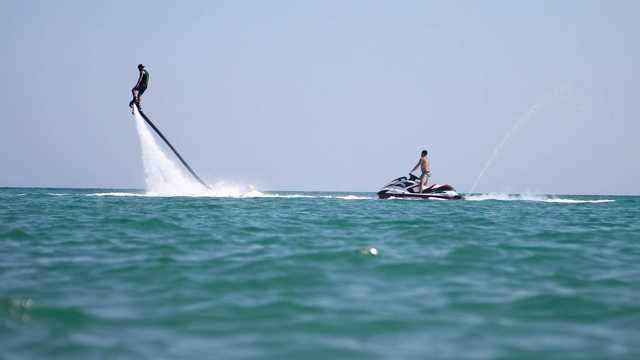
[132,108,259,197]
[132,109,209,196]
[467,82,573,195]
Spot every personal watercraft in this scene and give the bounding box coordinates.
[377,174,463,200]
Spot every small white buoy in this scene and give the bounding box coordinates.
[360,247,378,255]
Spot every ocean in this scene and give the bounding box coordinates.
[1,188,639,359]
[2,107,639,359]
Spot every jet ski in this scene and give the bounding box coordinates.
[377,174,463,200]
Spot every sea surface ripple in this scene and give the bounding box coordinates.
[1,188,639,359]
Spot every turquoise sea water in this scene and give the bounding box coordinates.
[1,188,639,359]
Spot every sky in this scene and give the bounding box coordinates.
[1,0,639,195]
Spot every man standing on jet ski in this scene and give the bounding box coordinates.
[410,150,431,193]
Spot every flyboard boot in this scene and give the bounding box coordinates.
[129,98,142,113]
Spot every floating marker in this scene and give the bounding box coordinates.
[360,247,378,256]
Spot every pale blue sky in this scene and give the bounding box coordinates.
[1,0,638,194]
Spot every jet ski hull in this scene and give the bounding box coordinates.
[377,175,463,200]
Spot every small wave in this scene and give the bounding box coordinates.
[238,190,266,198]
[543,199,615,204]
[333,195,374,200]
[89,181,252,198]
[258,193,316,199]
[1,229,32,240]
[466,193,615,203]
[466,193,549,201]
[316,194,374,200]
[235,193,373,200]
[88,192,147,197]
[238,190,323,199]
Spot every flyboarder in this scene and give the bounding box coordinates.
[130,64,149,110]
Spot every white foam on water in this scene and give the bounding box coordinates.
[88,192,147,197]
[465,193,614,203]
[543,198,615,204]
[465,193,549,201]
[332,195,374,200]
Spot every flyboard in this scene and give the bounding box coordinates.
[132,103,211,189]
